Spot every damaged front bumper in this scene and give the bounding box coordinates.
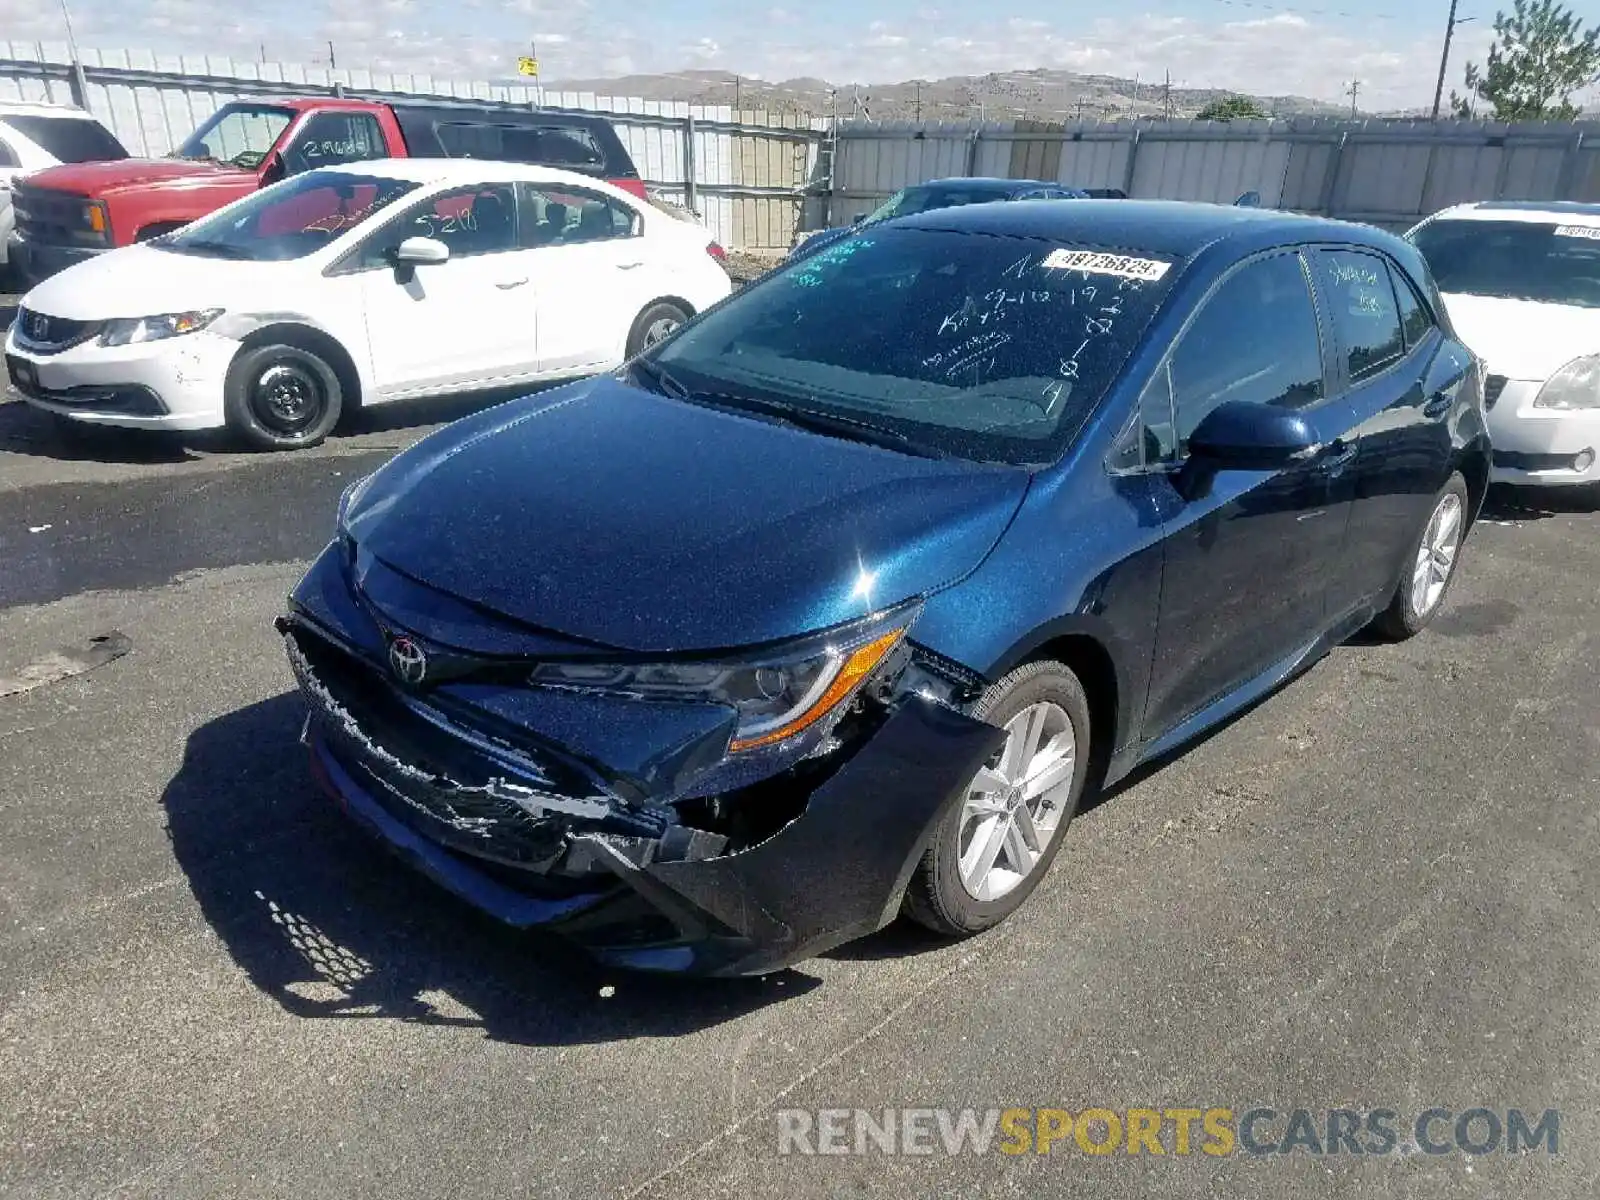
[276,562,1001,976]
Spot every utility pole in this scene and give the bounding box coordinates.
[327,41,337,70]
[1347,78,1361,117]
[914,81,922,122]
[1430,0,1476,120]
[54,0,89,108]
[1162,70,1173,121]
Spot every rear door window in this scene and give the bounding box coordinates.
[0,135,18,168]
[1310,249,1406,383]
[518,184,638,246]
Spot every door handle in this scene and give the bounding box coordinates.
[1422,391,1452,418]
[1317,439,1358,474]
[616,261,644,270]
[495,278,529,290]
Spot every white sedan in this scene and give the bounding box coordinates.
[1408,202,1600,490]
[4,159,733,449]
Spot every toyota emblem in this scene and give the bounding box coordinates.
[28,313,49,341]
[388,636,428,685]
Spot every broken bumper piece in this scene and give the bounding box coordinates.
[281,620,1003,977]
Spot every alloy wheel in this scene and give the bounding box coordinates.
[1410,492,1463,617]
[957,701,1077,902]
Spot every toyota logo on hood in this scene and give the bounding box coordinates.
[387,636,428,685]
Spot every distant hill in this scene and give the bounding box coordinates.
[540,67,1351,121]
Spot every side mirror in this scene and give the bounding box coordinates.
[1188,400,1318,468]
[260,153,286,187]
[1176,400,1319,498]
[393,236,450,266]
[1234,190,1262,208]
[851,213,866,225]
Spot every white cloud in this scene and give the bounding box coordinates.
[0,0,1508,113]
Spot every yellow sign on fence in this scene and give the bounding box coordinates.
[517,56,539,78]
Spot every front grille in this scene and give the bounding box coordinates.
[285,626,667,874]
[13,307,102,355]
[12,186,100,245]
[1484,374,1508,410]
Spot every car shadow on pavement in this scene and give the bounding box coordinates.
[161,692,819,1045]
[0,399,203,463]
[1480,482,1599,523]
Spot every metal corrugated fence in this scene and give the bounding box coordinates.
[7,42,1597,247]
[831,118,1600,230]
[0,43,826,250]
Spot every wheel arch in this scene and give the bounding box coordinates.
[1454,441,1491,526]
[985,624,1124,789]
[226,320,364,413]
[133,221,186,243]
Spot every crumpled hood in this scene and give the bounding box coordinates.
[1440,292,1600,382]
[344,377,1031,654]
[22,157,251,197]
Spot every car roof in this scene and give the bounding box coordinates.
[913,176,1062,191]
[0,99,91,119]
[315,157,633,190]
[894,198,1378,257]
[1428,200,1600,229]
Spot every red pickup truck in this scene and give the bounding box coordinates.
[7,96,646,284]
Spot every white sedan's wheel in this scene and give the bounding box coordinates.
[626,301,691,358]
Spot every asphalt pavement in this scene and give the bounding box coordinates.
[1,360,1598,1198]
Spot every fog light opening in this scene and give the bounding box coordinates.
[1575,448,1596,473]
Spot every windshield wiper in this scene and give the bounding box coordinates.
[164,238,253,260]
[628,358,946,458]
[627,357,692,398]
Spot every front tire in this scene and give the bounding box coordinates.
[625,301,690,358]
[1372,470,1469,641]
[903,660,1092,937]
[223,343,342,451]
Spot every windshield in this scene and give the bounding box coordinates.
[0,114,126,163]
[867,184,1013,224]
[646,227,1179,465]
[174,103,294,170]
[158,170,419,262]
[1409,219,1600,310]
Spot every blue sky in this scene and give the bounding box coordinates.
[2,0,1588,112]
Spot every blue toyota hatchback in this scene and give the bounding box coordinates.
[280,201,1489,976]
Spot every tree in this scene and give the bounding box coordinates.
[1453,0,1600,120]
[1195,95,1269,122]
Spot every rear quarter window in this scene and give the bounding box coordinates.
[433,121,606,171]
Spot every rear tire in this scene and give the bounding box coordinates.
[625,301,690,358]
[223,343,342,452]
[1371,471,1470,641]
[903,660,1092,937]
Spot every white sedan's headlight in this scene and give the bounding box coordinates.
[1533,354,1600,410]
[99,309,223,347]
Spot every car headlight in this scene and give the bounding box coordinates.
[529,606,920,753]
[99,309,223,347]
[1534,354,1600,410]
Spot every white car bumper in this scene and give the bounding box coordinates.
[1486,378,1600,487]
[4,325,236,432]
